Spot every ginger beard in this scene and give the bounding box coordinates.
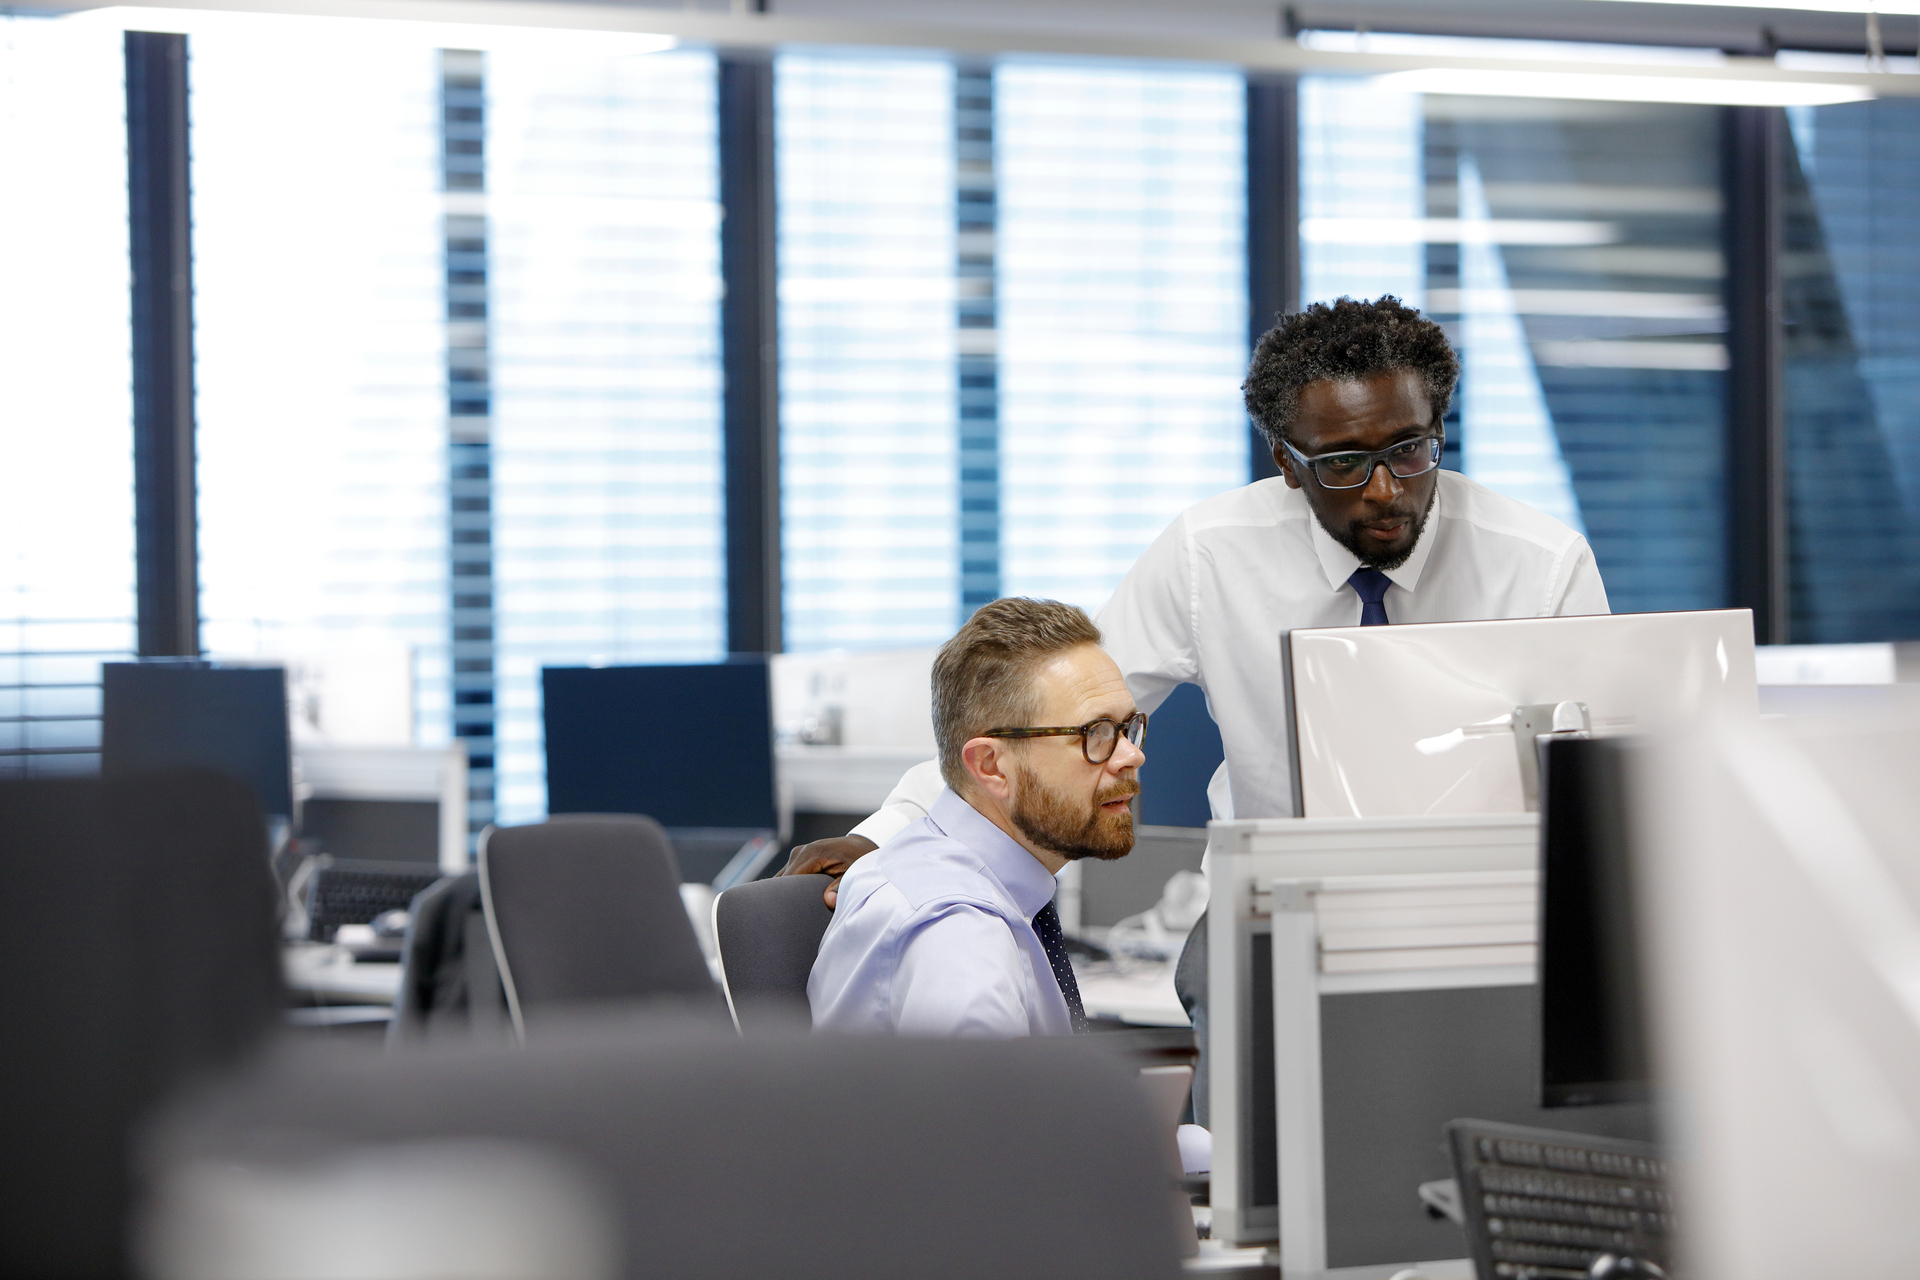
[1009,760,1139,862]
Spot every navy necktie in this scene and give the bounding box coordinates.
[1032,900,1089,1033]
[1349,567,1392,626]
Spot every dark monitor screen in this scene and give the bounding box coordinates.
[100,663,293,818]
[542,659,776,831]
[1539,736,1650,1108]
[1137,682,1223,829]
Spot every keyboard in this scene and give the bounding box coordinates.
[1446,1118,1676,1280]
[305,857,446,943]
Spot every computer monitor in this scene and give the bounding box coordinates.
[1138,682,1223,829]
[1539,736,1649,1108]
[1283,608,1758,818]
[101,662,293,818]
[542,658,778,847]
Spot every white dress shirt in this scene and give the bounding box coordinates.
[849,470,1609,842]
[810,787,1073,1038]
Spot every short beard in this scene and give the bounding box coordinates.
[1009,763,1139,862]
[1318,480,1439,571]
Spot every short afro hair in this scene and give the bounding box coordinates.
[1242,296,1460,448]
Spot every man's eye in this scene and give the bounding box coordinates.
[1390,440,1422,456]
[1323,453,1366,469]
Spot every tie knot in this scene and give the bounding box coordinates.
[1348,567,1392,605]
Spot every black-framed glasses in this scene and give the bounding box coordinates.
[984,712,1148,765]
[1280,434,1443,490]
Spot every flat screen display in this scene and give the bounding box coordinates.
[542,659,776,831]
[101,662,293,817]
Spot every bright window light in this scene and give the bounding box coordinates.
[1371,67,1872,107]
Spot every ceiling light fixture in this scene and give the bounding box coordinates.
[1371,67,1873,106]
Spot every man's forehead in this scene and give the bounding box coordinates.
[1034,645,1133,717]
[1295,369,1432,431]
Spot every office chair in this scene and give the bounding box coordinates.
[477,815,723,1041]
[142,1013,1190,1280]
[712,872,834,1030]
[0,769,282,1280]
[388,871,510,1046]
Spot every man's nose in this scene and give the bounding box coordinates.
[1362,460,1403,504]
[1109,735,1145,772]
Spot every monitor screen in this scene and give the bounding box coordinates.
[1284,608,1758,819]
[542,659,777,831]
[1137,682,1223,829]
[100,662,293,817]
[1539,736,1650,1107]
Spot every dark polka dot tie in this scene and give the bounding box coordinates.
[1032,900,1089,1034]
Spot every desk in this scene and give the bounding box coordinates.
[284,942,402,1006]
[1076,958,1190,1028]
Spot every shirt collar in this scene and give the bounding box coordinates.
[1304,476,1444,596]
[927,787,1059,920]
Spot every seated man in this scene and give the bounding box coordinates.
[809,597,1146,1037]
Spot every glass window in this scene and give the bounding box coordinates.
[776,53,957,652]
[0,15,135,774]
[995,62,1249,611]
[489,46,725,822]
[1300,79,1729,614]
[1784,100,1920,641]
[192,15,449,742]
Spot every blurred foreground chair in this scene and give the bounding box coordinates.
[712,872,833,1031]
[140,1015,1189,1280]
[0,770,282,1279]
[478,815,722,1039]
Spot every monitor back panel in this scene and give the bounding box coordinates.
[542,660,777,831]
[1286,608,1756,818]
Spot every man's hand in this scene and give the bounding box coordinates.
[776,834,877,908]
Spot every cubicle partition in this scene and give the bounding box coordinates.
[1205,815,1657,1274]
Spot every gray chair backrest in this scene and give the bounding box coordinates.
[477,815,720,1039]
[145,1017,1188,1280]
[712,873,833,1030]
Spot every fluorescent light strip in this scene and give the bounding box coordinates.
[1301,217,1620,246]
[1582,0,1920,14]
[1373,67,1872,106]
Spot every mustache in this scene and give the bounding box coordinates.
[1096,777,1141,806]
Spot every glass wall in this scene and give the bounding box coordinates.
[1784,100,1920,642]
[192,16,449,742]
[488,47,725,822]
[1300,79,1729,615]
[776,54,958,653]
[0,16,136,774]
[996,62,1249,611]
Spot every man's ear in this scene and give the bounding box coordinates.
[1274,440,1302,490]
[960,736,1015,803]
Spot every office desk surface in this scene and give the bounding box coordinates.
[284,943,402,1005]
[1076,959,1189,1028]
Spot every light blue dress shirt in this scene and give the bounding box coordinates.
[808,787,1072,1038]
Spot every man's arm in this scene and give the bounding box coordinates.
[1554,540,1611,616]
[892,906,1033,1037]
[777,759,944,905]
[1094,509,1200,717]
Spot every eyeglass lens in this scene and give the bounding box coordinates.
[1083,715,1147,764]
[1313,437,1440,489]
